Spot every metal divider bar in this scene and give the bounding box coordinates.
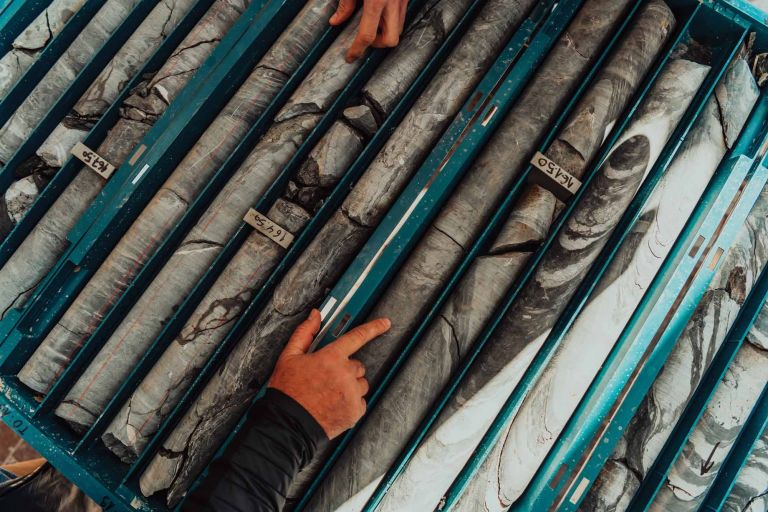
[118,0,465,485]
[362,3,704,509]
[435,7,742,510]
[0,0,106,121]
[0,0,304,369]
[526,88,768,512]
[0,0,220,267]
[36,6,349,423]
[702,380,768,510]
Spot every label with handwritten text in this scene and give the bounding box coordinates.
[531,151,582,196]
[244,209,293,249]
[71,142,115,179]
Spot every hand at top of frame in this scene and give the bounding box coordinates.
[330,0,408,62]
[268,309,391,439]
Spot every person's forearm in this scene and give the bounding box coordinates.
[183,389,327,512]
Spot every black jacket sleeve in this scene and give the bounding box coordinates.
[183,388,328,512]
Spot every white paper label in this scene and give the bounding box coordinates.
[71,142,115,179]
[244,209,294,249]
[569,477,591,504]
[531,151,582,196]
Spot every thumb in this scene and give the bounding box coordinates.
[281,309,321,357]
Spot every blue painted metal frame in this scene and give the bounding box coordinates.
[702,380,768,510]
[0,0,220,268]
[438,14,750,509]
[1,1,768,511]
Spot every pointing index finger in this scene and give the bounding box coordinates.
[328,317,391,357]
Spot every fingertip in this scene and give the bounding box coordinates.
[378,317,391,330]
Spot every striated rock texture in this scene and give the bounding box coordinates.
[17,0,338,395]
[0,0,251,320]
[724,424,768,512]
[649,334,768,511]
[457,54,757,511]
[307,3,674,510]
[138,0,537,503]
[0,0,85,98]
[0,0,144,163]
[99,0,477,462]
[375,54,710,511]
[0,0,200,238]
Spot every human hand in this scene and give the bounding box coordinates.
[330,0,408,62]
[268,309,391,439]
